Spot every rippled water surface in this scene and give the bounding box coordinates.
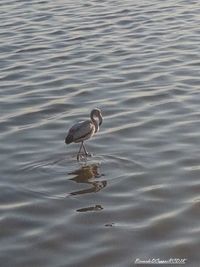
[1,0,200,266]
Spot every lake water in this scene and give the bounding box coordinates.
[0,0,200,266]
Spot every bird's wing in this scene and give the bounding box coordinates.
[70,120,94,141]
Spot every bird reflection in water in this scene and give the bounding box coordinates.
[68,163,107,196]
[77,205,103,213]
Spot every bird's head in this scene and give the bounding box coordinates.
[91,108,103,126]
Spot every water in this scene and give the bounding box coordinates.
[0,0,200,266]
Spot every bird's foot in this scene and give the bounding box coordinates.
[77,152,92,161]
[77,153,87,161]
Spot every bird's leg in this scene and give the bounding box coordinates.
[77,142,84,161]
[83,143,92,157]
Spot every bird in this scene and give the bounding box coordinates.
[65,108,103,161]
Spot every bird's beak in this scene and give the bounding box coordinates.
[99,113,103,126]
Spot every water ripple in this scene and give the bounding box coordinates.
[1,0,200,266]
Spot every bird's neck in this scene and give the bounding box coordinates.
[91,117,99,133]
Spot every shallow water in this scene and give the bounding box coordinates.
[0,0,200,266]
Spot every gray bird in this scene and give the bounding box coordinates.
[65,108,103,161]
